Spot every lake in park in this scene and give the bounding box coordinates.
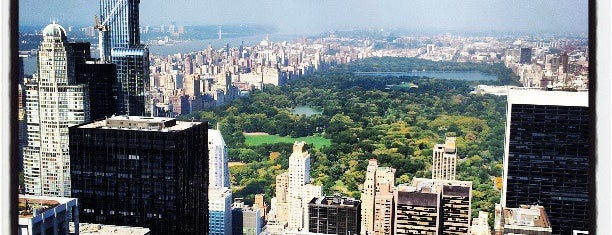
[354,71,497,81]
[290,106,322,117]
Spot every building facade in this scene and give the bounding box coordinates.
[269,142,322,232]
[361,159,396,235]
[210,187,233,235]
[308,196,361,235]
[394,188,440,234]
[394,178,472,235]
[432,137,457,181]
[75,61,118,121]
[208,129,231,188]
[69,116,208,235]
[501,89,589,234]
[23,23,89,197]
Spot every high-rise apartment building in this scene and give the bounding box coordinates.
[361,159,396,235]
[394,187,440,234]
[394,178,472,235]
[269,142,322,232]
[100,0,150,116]
[432,137,457,181]
[23,23,89,197]
[210,187,233,235]
[308,196,361,235]
[501,89,589,234]
[69,116,208,235]
[209,129,231,188]
[519,48,532,64]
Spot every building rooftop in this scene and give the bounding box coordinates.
[73,223,150,235]
[508,88,588,107]
[18,194,76,219]
[309,195,360,207]
[78,116,202,132]
[503,205,551,231]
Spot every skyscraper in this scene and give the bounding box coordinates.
[269,142,322,232]
[501,89,589,234]
[69,116,208,235]
[210,187,233,235]
[308,196,361,235]
[100,0,141,49]
[100,0,150,116]
[209,129,231,188]
[361,159,396,235]
[432,136,457,181]
[71,42,118,121]
[23,23,89,197]
[394,178,472,235]
[111,46,149,116]
[286,142,322,231]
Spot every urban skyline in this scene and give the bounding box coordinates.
[13,0,594,234]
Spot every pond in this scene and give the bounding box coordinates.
[290,106,322,117]
[354,71,497,81]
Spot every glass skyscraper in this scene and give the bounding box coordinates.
[99,0,141,49]
[100,0,149,116]
[502,89,589,234]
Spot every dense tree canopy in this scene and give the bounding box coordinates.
[180,56,515,221]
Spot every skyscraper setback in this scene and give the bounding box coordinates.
[23,23,89,197]
[100,0,150,116]
[502,89,589,234]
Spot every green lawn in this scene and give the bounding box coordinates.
[244,134,331,149]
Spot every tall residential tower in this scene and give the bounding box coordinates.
[23,23,89,196]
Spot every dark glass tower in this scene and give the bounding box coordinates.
[70,42,119,121]
[308,196,361,235]
[502,89,589,234]
[69,116,209,235]
[100,0,149,116]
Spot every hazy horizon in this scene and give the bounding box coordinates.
[19,0,588,35]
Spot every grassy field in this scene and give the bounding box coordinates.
[244,133,331,149]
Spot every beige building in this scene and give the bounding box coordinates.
[361,159,396,235]
[269,142,322,232]
[432,137,457,181]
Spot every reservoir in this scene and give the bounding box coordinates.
[354,71,497,81]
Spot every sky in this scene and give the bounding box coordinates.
[19,0,589,35]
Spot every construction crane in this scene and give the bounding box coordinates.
[95,0,127,62]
